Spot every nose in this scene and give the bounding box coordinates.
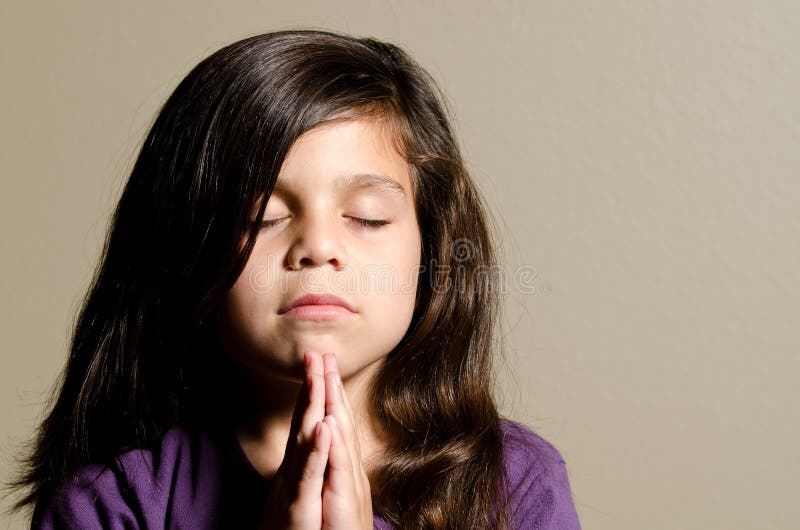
[285,213,346,272]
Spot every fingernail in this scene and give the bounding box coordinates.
[327,415,337,428]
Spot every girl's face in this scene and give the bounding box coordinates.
[218,118,421,383]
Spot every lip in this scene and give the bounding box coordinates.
[279,293,356,315]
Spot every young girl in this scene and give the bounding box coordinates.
[7,29,580,529]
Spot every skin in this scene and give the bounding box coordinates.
[216,117,422,528]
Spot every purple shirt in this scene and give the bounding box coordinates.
[35,421,580,529]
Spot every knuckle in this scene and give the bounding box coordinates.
[299,455,322,483]
[299,465,317,484]
[286,504,305,525]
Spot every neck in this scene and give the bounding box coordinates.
[226,357,387,480]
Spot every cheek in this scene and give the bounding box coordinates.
[371,236,420,313]
[228,265,261,311]
[218,256,278,332]
[217,277,256,344]
[216,261,284,366]
[368,228,419,287]
[231,244,285,303]
[400,231,422,294]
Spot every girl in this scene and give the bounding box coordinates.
[6,29,580,529]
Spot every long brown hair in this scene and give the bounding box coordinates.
[4,29,513,529]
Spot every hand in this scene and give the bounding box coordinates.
[320,353,373,530]
[258,352,330,530]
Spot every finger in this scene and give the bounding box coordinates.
[323,414,355,495]
[339,375,356,427]
[338,376,363,459]
[337,376,368,485]
[292,421,331,522]
[284,352,325,485]
[283,357,311,479]
[323,354,367,498]
[323,354,361,460]
[322,354,355,435]
[341,388,369,501]
[299,352,326,447]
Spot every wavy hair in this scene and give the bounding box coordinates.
[5,29,513,529]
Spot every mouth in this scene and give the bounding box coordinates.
[279,293,357,319]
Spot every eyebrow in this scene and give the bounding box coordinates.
[272,173,407,199]
[335,173,407,198]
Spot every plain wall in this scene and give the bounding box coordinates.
[2,1,798,529]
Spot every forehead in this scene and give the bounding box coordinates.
[273,172,406,199]
[271,118,412,199]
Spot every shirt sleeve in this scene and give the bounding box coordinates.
[33,464,143,530]
[31,425,224,530]
[511,452,581,529]
[502,422,582,530]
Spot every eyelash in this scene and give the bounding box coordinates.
[260,217,390,229]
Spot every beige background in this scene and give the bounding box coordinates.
[2,1,799,529]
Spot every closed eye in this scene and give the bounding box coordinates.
[349,217,390,228]
[259,217,390,229]
[260,218,285,229]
